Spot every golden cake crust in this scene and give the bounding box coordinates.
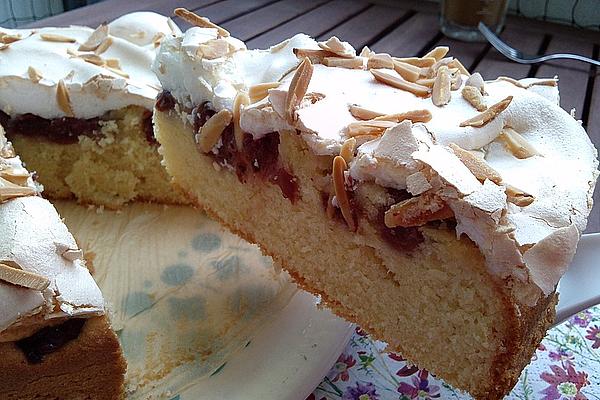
[0,315,126,400]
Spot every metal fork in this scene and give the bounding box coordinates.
[478,22,600,67]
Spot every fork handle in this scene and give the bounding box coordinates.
[540,53,600,67]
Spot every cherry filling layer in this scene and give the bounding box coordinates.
[0,109,156,145]
[15,318,86,364]
[157,90,300,203]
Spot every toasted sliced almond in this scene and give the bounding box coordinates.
[0,168,30,186]
[0,43,9,51]
[459,96,512,128]
[105,58,120,68]
[198,38,233,59]
[427,57,454,78]
[449,69,462,90]
[197,109,232,153]
[347,120,396,137]
[318,36,355,58]
[498,128,539,159]
[505,184,535,207]
[423,46,449,61]
[233,91,250,150]
[151,32,165,48]
[461,86,487,111]
[393,56,436,67]
[373,109,432,123]
[323,56,363,69]
[415,77,435,87]
[79,53,104,66]
[367,53,394,69]
[465,72,486,95]
[174,8,229,37]
[448,58,470,76]
[293,48,336,63]
[392,60,421,82]
[248,82,280,103]
[527,79,558,87]
[359,46,373,58]
[0,177,36,202]
[56,79,74,117]
[27,66,43,83]
[285,57,313,124]
[94,37,113,55]
[349,105,384,120]
[449,143,502,184]
[371,69,430,97]
[432,65,451,106]
[384,194,453,228]
[303,92,325,104]
[78,22,108,51]
[340,138,357,163]
[332,156,356,231]
[0,262,50,291]
[0,32,21,44]
[498,76,557,89]
[62,249,83,261]
[497,76,528,88]
[106,66,129,78]
[40,33,75,43]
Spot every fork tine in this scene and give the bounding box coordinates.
[478,22,519,59]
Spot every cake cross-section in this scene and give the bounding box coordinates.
[151,12,598,400]
[0,123,126,399]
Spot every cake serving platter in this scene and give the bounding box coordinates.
[54,201,353,400]
[53,199,598,400]
[554,232,600,326]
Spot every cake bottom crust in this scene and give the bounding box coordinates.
[0,315,126,400]
[154,108,557,400]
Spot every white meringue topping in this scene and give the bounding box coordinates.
[0,12,178,119]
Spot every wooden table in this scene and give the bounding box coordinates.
[30,0,600,232]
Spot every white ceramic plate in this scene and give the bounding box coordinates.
[555,232,600,325]
[181,291,354,400]
[56,202,353,400]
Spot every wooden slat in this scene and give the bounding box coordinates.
[220,0,330,42]
[247,0,369,49]
[175,0,278,30]
[317,5,410,51]
[536,37,594,120]
[25,0,217,28]
[371,12,438,57]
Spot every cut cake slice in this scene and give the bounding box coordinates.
[0,12,186,209]
[0,123,126,399]
[151,13,599,400]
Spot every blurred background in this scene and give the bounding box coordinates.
[1,0,599,30]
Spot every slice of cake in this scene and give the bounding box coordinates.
[0,124,125,399]
[152,13,599,400]
[0,12,185,209]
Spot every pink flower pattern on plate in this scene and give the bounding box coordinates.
[311,305,600,399]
